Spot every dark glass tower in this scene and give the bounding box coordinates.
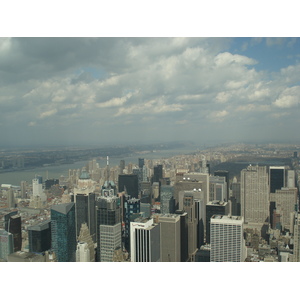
[28,220,51,253]
[51,202,76,262]
[71,192,96,241]
[269,167,285,193]
[153,165,163,183]
[95,196,122,262]
[118,174,139,198]
[4,211,22,252]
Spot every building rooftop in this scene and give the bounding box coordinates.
[51,202,74,215]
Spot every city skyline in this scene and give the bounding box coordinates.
[0,37,300,147]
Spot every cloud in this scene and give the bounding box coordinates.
[273,86,300,108]
[39,108,58,119]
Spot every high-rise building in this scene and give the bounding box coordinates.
[7,188,15,208]
[0,229,14,261]
[270,187,298,231]
[123,197,140,253]
[214,170,229,200]
[160,185,175,214]
[76,242,91,262]
[269,166,285,193]
[28,220,51,253]
[153,165,163,183]
[118,174,139,198]
[287,170,296,188]
[241,165,269,228]
[231,181,241,216]
[157,214,181,262]
[138,158,145,169]
[206,200,229,244]
[175,210,189,262]
[130,217,160,262]
[4,211,22,252]
[95,196,122,262]
[210,215,245,262]
[77,223,95,262]
[119,160,125,175]
[51,202,77,262]
[209,175,227,202]
[174,172,209,211]
[71,191,96,241]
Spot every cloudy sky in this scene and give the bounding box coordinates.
[1,37,300,148]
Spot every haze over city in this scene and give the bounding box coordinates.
[1,37,300,148]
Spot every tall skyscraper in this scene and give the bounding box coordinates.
[160,185,175,214]
[210,215,245,262]
[241,165,269,228]
[71,191,96,241]
[0,229,14,261]
[76,242,90,262]
[95,196,122,262]
[51,202,77,262]
[157,214,181,262]
[270,187,298,231]
[118,174,139,198]
[123,197,140,253]
[28,220,51,253]
[287,170,295,188]
[4,211,22,252]
[206,200,229,244]
[269,166,285,193]
[138,158,145,169]
[77,223,95,262]
[130,217,160,262]
[214,170,229,200]
[153,165,163,183]
[209,175,227,202]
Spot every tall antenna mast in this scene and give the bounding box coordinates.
[106,156,110,182]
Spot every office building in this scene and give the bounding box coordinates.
[231,181,241,216]
[160,185,175,214]
[175,210,189,262]
[119,160,125,175]
[195,245,210,262]
[77,222,95,262]
[51,202,77,262]
[27,220,51,253]
[157,214,181,262]
[0,229,14,261]
[76,242,91,262]
[118,174,139,198]
[174,172,209,211]
[269,166,285,193]
[206,200,229,244]
[209,175,227,202]
[241,165,269,228]
[45,179,59,190]
[95,196,122,262]
[138,158,145,169]
[287,170,295,188]
[4,211,22,252]
[123,197,140,253]
[270,187,298,231]
[71,191,96,240]
[214,170,229,200]
[210,215,245,262]
[130,217,160,262]
[153,165,163,183]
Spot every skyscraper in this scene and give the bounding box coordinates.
[4,211,22,252]
[160,185,175,214]
[28,220,51,253]
[269,166,285,193]
[205,200,229,244]
[241,165,269,228]
[153,165,163,183]
[118,174,139,198]
[130,217,160,262]
[77,222,95,262]
[157,214,181,262]
[210,215,245,262]
[95,196,122,262]
[0,229,14,261]
[214,170,229,200]
[51,202,77,262]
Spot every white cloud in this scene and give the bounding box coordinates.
[273,86,300,108]
[214,52,257,67]
[39,108,58,119]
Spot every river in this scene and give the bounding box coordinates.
[0,146,198,186]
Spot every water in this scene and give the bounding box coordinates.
[0,146,196,186]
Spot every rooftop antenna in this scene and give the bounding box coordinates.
[106,156,110,183]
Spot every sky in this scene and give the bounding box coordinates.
[0,36,300,148]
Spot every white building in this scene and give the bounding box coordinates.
[210,215,245,262]
[130,217,160,262]
[76,242,90,262]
